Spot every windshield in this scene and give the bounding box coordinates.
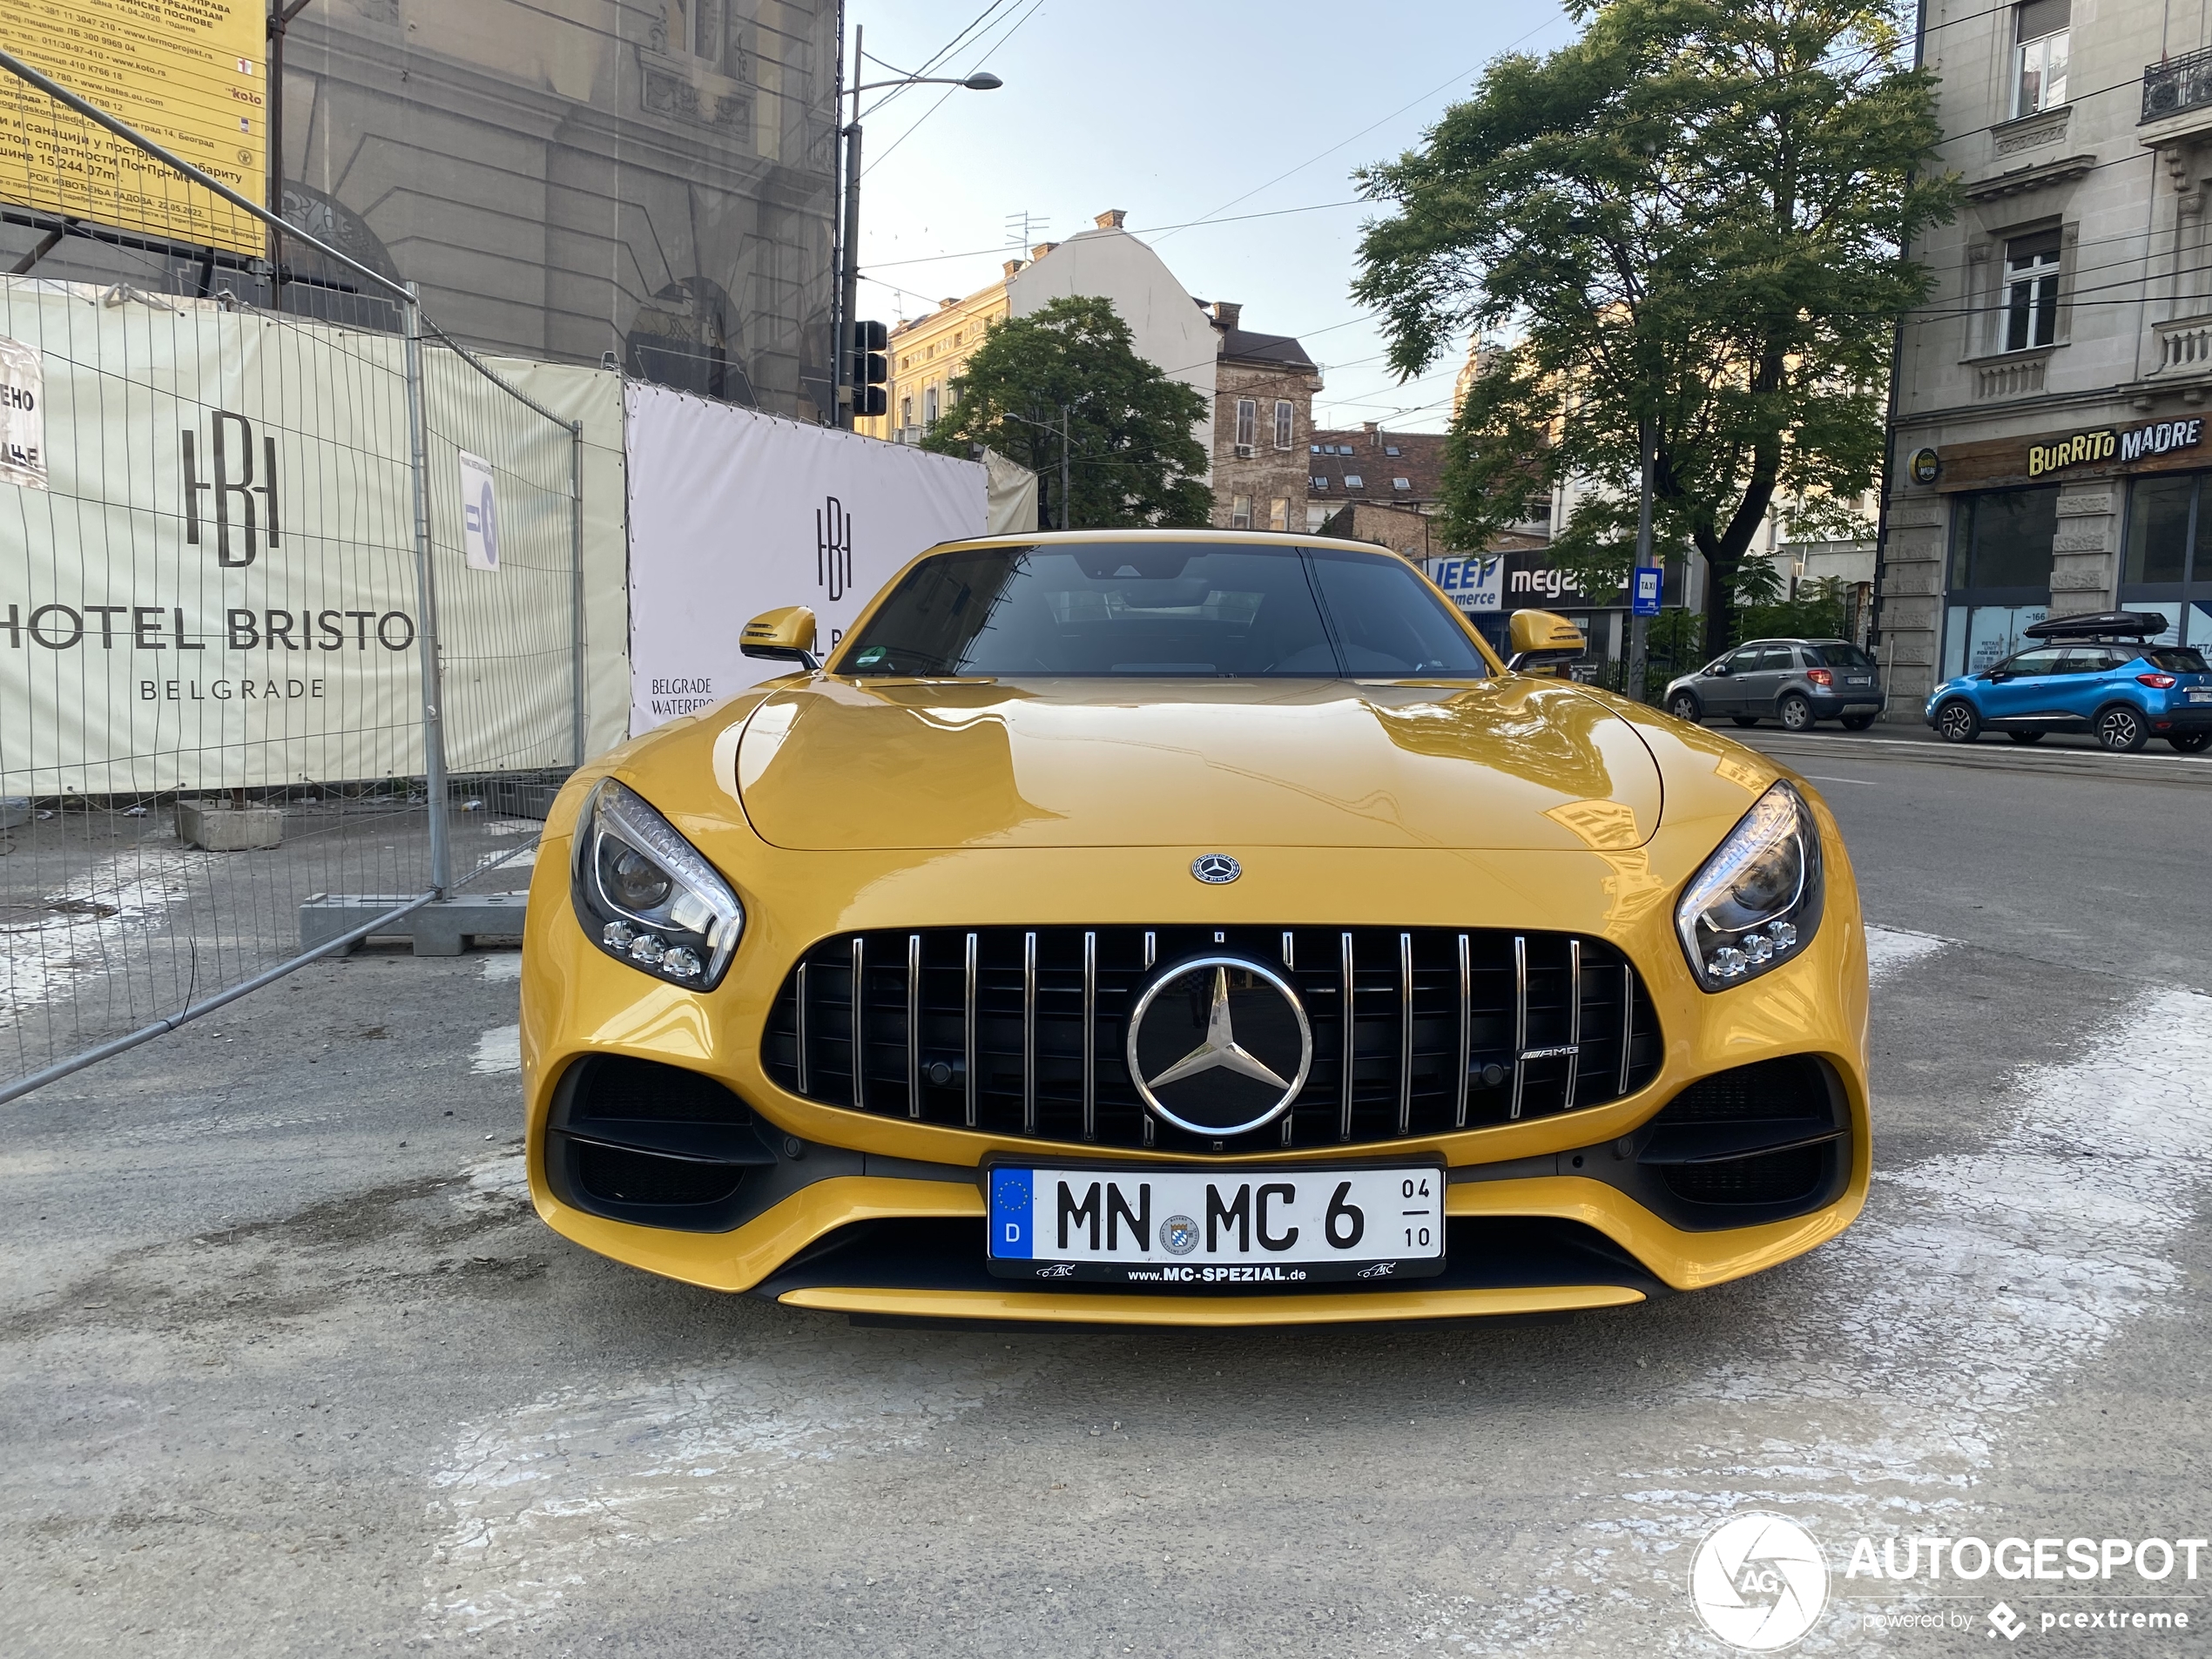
[835,543,1492,678]
[2148,647,2210,673]
[1804,642,1877,669]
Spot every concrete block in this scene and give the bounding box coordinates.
[178,800,284,851]
[300,892,530,956]
[0,798,29,830]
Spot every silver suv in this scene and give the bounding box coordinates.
[1664,637,1884,732]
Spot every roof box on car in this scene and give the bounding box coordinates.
[2022,610,2168,640]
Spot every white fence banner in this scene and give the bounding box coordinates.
[624,384,988,732]
[0,280,578,794]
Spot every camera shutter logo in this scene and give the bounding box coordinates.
[460,451,500,572]
[1689,1514,1828,1650]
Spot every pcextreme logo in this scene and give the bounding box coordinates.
[1688,1518,2208,1649]
[1690,1514,1828,1650]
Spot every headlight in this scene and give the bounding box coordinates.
[1675,780,1824,991]
[570,779,743,988]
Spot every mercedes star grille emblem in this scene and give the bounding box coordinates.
[1124,955,1313,1137]
[1190,853,1241,884]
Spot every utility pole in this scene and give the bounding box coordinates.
[1624,416,1656,702]
[1060,404,1072,530]
[831,27,1001,431]
[266,0,312,313]
[836,25,863,429]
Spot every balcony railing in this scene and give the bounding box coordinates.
[2143,45,2212,124]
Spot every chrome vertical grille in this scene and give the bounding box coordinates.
[762,925,1663,1157]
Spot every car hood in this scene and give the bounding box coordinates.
[732,678,1664,852]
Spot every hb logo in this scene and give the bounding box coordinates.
[182,411,280,567]
[817,495,852,602]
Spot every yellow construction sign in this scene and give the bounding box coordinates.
[1,0,266,259]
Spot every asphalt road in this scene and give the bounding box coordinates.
[4,747,2210,1656]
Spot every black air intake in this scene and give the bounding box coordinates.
[1637,1055,1848,1217]
[547,1055,775,1230]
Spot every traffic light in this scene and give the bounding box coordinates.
[851,320,888,418]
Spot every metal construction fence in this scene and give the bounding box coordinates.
[0,51,585,1103]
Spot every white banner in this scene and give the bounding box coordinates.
[0,280,580,792]
[624,385,988,732]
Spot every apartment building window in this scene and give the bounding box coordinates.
[666,0,720,63]
[2013,0,2069,118]
[1231,494,1253,528]
[1273,400,1293,449]
[1269,497,1290,531]
[900,395,912,428]
[1235,398,1257,450]
[2004,229,2061,351]
[923,385,939,429]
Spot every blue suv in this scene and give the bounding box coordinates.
[1924,612,2212,752]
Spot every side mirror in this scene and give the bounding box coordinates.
[1506,609,1586,675]
[740,605,820,671]
[1708,661,1730,678]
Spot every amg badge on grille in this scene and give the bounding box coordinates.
[1190,853,1241,884]
[1125,956,1312,1136]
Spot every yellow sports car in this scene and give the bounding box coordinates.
[520,530,1868,1326]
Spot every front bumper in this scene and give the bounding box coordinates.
[522,849,1871,1329]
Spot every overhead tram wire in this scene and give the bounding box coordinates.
[862,15,2170,381]
[1156,10,1575,246]
[867,198,1368,270]
[862,0,1047,178]
[856,0,1018,119]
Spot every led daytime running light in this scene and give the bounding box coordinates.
[1675,781,1824,992]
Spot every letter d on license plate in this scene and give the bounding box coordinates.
[986,1165,1447,1285]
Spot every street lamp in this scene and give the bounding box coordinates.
[834,28,1004,428]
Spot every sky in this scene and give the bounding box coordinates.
[843,0,1578,434]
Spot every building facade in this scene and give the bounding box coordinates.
[1306,423,1453,529]
[858,211,1219,470]
[1884,0,2212,703]
[2,0,840,421]
[1208,303,1320,530]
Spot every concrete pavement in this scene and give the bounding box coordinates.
[3,759,2210,1656]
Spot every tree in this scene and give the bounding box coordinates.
[922,295,1212,529]
[1352,0,1956,653]
[1732,552,1787,607]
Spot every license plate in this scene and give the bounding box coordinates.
[988,1164,1446,1285]
[1845,675,1872,685]
[2189,689,2212,705]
